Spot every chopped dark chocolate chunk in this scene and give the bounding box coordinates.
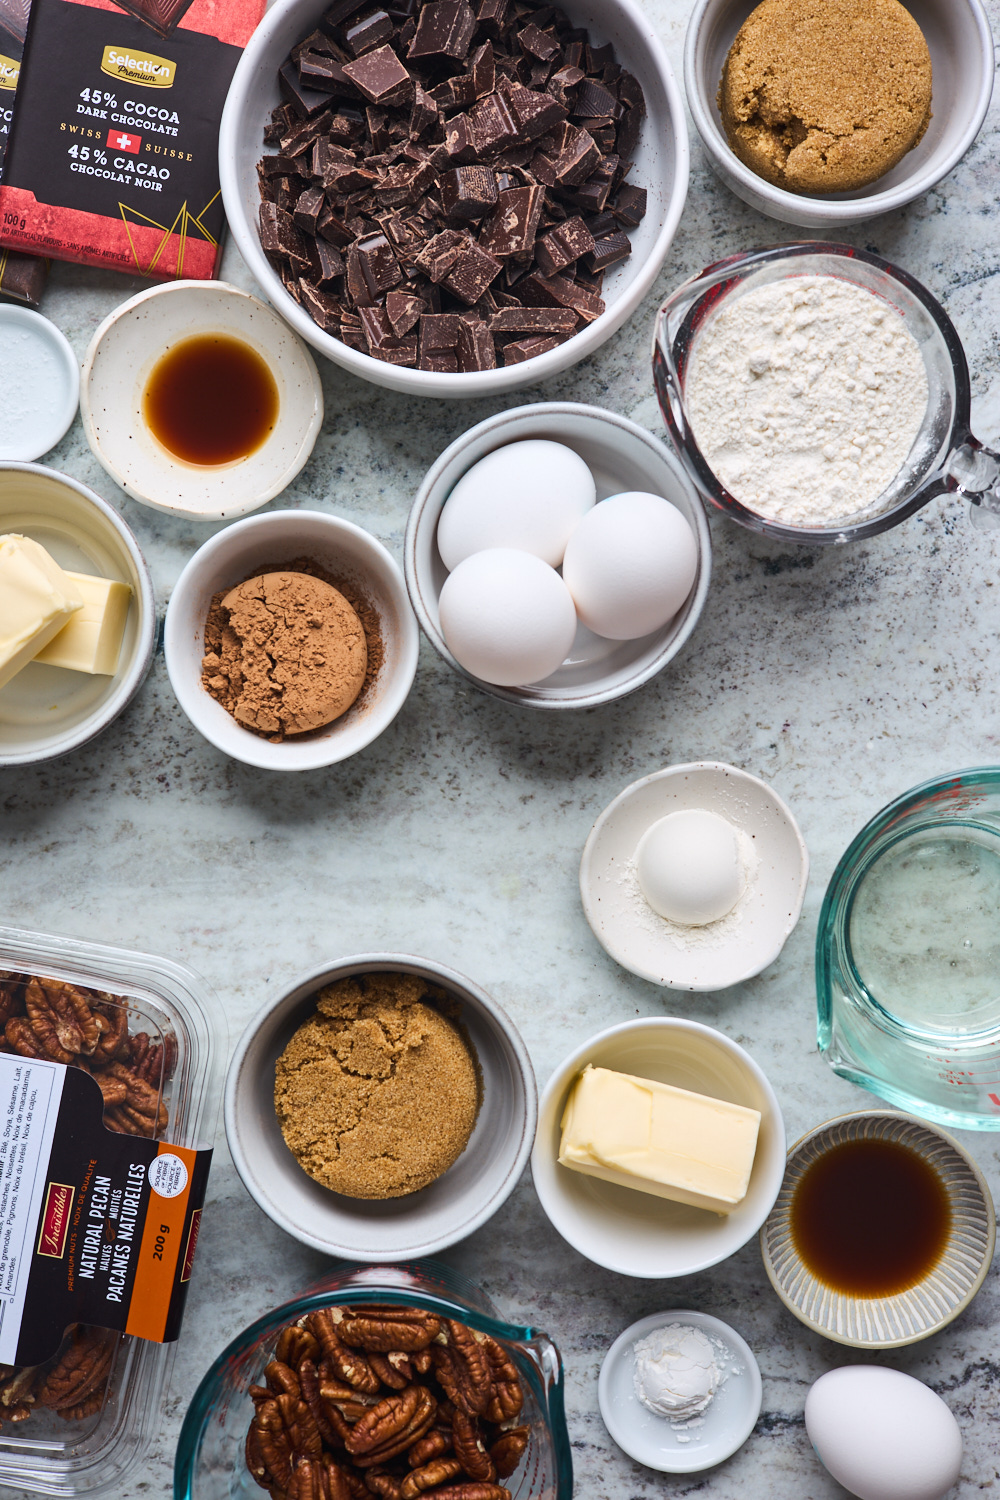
[516,268,603,320]
[489,305,577,332]
[518,20,559,59]
[414,228,465,282]
[478,184,543,258]
[299,282,343,330]
[344,9,394,54]
[475,0,509,39]
[503,334,561,363]
[457,316,497,370]
[470,40,495,96]
[260,201,311,266]
[407,0,475,59]
[615,101,641,164]
[440,113,479,163]
[585,229,630,272]
[343,44,413,104]
[386,288,426,334]
[585,40,613,73]
[611,182,646,227]
[431,74,477,110]
[469,90,520,155]
[441,235,502,301]
[441,164,498,219]
[279,61,337,117]
[534,214,594,275]
[293,186,326,235]
[419,312,462,370]
[409,84,439,136]
[503,78,566,139]
[553,123,600,184]
[355,231,403,296]
[313,238,346,282]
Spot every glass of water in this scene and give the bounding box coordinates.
[817,768,1000,1130]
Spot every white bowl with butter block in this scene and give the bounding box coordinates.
[532,1018,785,1277]
[0,464,155,767]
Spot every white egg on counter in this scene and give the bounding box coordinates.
[561,492,698,640]
[438,547,578,687]
[436,440,596,570]
[636,809,743,926]
[805,1367,962,1500]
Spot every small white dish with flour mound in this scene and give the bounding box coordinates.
[684,275,929,529]
[599,1310,762,1473]
[579,761,808,990]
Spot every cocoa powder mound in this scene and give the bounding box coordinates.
[201,557,385,742]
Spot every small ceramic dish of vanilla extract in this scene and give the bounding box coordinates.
[81,281,324,521]
[761,1110,995,1348]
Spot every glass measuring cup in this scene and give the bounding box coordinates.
[174,1258,572,1500]
[816,769,1000,1131]
[652,242,1000,545]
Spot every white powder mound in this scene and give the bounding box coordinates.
[684,275,929,528]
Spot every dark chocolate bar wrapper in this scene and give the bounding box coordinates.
[0,0,263,279]
[0,0,49,303]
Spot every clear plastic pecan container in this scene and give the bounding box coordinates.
[0,925,224,1496]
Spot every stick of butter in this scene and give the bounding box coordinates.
[34,572,132,675]
[558,1064,761,1214]
[0,534,83,690]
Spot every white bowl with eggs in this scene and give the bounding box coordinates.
[532,1017,786,1278]
[404,403,711,709]
[580,761,809,989]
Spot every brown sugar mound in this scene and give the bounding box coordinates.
[274,973,481,1199]
[718,0,932,195]
[201,570,367,738]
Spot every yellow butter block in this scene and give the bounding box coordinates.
[34,572,132,676]
[0,534,83,690]
[558,1064,761,1214]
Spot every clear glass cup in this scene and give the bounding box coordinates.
[174,1258,572,1500]
[651,242,1000,545]
[816,768,1000,1130]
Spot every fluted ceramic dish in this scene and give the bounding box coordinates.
[761,1111,995,1349]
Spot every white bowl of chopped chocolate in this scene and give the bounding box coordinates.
[218,0,689,393]
[163,508,419,770]
[684,0,994,228]
[224,954,537,1258]
[0,463,155,767]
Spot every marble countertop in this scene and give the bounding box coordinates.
[4,0,1000,1493]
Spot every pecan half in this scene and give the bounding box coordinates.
[265,1359,302,1398]
[368,1352,413,1390]
[278,1324,320,1370]
[287,1451,354,1500]
[252,1392,322,1491]
[452,1412,495,1483]
[433,1325,490,1417]
[346,1386,437,1466]
[23,976,101,1062]
[406,1429,451,1468]
[38,1327,117,1412]
[127,1029,178,1085]
[333,1308,441,1353]
[90,1000,131,1066]
[488,1427,528,1479]
[400,1457,463,1497]
[412,1488,509,1500]
[308,1310,381,1393]
[482,1339,523,1424]
[364,1474,404,1500]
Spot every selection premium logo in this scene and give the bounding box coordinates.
[37,1182,74,1259]
[100,45,176,87]
[0,53,19,90]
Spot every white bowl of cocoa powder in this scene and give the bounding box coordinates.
[164,509,418,769]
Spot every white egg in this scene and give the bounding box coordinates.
[561,492,698,640]
[438,548,578,687]
[437,440,596,570]
[635,810,743,926]
[805,1367,962,1500]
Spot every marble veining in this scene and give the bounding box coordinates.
[3,1,1000,1494]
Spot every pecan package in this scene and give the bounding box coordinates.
[0,926,224,1497]
[245,1304,531,1499]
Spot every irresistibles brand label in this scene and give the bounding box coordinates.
[0,1056,212,1368]
[101,44,175,87]
[0,53,18,89]
[36,1182,74,1258]
[0,0,264,279]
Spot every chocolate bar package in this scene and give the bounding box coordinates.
[0,0,263,279]
[0,0,48,305]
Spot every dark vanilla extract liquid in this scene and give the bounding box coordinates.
[143,334,279,466]
[790,1138,951,1297]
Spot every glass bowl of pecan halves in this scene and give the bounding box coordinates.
[0,924,224,1497]
[175,1260,572,1500]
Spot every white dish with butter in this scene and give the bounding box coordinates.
[599,1310,762,1473]
[580,761,809,989]
[0,464,154,766]
[532,1018,785,1278]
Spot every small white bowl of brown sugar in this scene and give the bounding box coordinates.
[225,954,537,1259]
[164,509,418,769]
